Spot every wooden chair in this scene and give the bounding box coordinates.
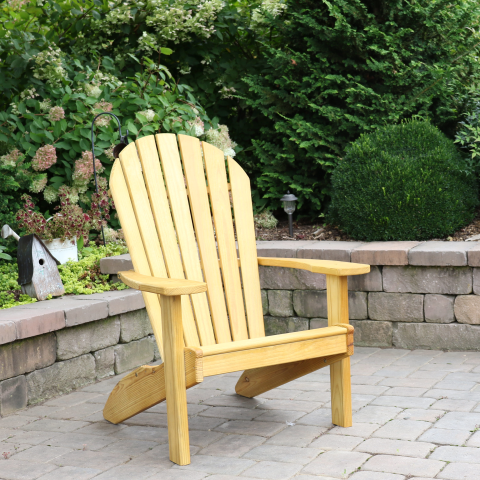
[103,134,370,465]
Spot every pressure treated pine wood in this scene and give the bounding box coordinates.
[105,134,370,466]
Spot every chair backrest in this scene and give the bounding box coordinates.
[109,134,265,348]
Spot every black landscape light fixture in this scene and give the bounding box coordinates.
[281,191,298,237]
[91,113,128,246]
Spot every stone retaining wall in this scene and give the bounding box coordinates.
[1,239,480,417]
[100,240,480,353]
[0,290,159,417]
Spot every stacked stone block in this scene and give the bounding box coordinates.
[0,290,159,417]
[258,241,480,351]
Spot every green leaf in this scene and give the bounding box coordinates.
[76,101,87,113]
[126,122,138,135]
[160,47,173,55]
[54,141,71,149]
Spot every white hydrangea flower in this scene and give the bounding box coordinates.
[139,109,156,122]
[32,47,66,87]
[206,124,237,158]
[251,0,287,30]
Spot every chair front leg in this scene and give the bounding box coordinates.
[326,275,353,427]
[160,294,190,465]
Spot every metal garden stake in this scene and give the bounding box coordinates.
[91,113,128,246]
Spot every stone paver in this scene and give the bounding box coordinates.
[0,346,478,479]
[362,454,445,476]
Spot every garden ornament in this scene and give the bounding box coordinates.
[1,225,65,301]
[280,191,298,237]
[91,112,129,246]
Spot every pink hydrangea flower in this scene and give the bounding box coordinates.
[32,145,57,171]
[73,151,104,182]
[94,101,114,127]
[48,106,65,122]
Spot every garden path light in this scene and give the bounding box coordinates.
[280,191,298,237]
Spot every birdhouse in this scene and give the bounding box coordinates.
[1,226,65,301]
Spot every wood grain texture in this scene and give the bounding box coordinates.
[156,134,216,347]
[326,274,352,428]
[228,156,264,339]
[201,325,347,356]
[330,357,352,427]
[178,134,231,344]
[202,141,248,341]
[109,158,164,359]
[136,135,200,347]
[203,335,346,376]
[235,353,350,398]
[103,348,202,424]
[257,257,370,276]
[118,270,207,296]
[161,294,191,465]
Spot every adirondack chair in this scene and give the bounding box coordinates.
[103,134,370,465]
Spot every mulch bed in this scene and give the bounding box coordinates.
[256,208,480,242]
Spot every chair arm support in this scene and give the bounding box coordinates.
[257,257,370,276]
[118,270,207,296]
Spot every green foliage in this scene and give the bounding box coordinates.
[0,0,107,107]
[0,242,129,309]
[63,0,285,210]
[242,0,480,218]
[0,263,37,309]
[58,242,128,295]
[0,50,214,224]
[0,246,12,261]
[329,121,479,241]
[455,87,480,173]
[254,210,278,229]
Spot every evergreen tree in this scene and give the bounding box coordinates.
[243,0,480,218]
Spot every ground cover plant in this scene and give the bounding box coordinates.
[0,241,128,309]
[329,120,479,241]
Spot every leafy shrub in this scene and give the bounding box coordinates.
[455,87,480,174]
[329,121,479,241]
[243,0,480,218]
[254,210,278,229]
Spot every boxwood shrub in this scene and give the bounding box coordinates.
[329,120,479,241]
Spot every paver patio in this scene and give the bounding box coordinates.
[0,346,479,479]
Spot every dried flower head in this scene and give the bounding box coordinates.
[205,124,237,158]
[43,185,58,203]
[0,149,24,167]
[48,106,65,122]
[73,151,104,183]
[30,175,48,193]
[32,145,57,171]
[94,101,114,127]
[188,117,205,136]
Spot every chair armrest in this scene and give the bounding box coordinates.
[257,257,370,276]
[118,270,207,296]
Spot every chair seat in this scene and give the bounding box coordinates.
[196,325,353,377]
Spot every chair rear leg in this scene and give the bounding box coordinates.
[330,356,352,427]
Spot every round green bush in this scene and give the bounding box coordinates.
[329,121,479,241]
